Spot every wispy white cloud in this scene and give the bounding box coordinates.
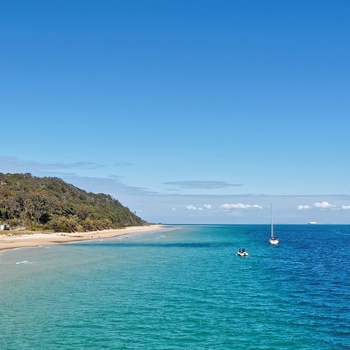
[220,203,262,210]
[186,203,215,210]
[314,201,336,209]
[297,205,311,210]
[298,202,339,210]
[341,205,350,210]
[186,205,198,210]
[185,204,210,211]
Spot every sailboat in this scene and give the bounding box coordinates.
[269,205,279,245]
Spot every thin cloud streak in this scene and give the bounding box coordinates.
[0,156,104,172]
[163,180,242,190]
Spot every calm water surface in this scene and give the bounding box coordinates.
[1,225,350,349]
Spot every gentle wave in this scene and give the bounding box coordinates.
[15,260,33,265]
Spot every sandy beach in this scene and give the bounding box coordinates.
[0,225,163,251]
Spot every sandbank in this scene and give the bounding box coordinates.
[0,225,163,252]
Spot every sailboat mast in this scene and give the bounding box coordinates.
[271,204,274,238]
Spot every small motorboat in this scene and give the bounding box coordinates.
[237,248,249,257]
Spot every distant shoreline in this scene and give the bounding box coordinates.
[0,225,163,252]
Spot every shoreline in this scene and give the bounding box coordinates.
[0,225,163,252]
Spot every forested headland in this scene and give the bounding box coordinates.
[0,173,147,232]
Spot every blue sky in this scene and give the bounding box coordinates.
[1,0,350,224]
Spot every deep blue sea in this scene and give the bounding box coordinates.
[1,225,350,349]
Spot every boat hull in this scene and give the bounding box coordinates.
[237,249,249,256]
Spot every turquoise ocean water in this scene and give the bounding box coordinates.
[1,224,350,349]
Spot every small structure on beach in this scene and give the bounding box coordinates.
[0,224,11,230]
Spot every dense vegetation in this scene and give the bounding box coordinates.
[0,173,147,232]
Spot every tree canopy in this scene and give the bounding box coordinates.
[0,173,147,232]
